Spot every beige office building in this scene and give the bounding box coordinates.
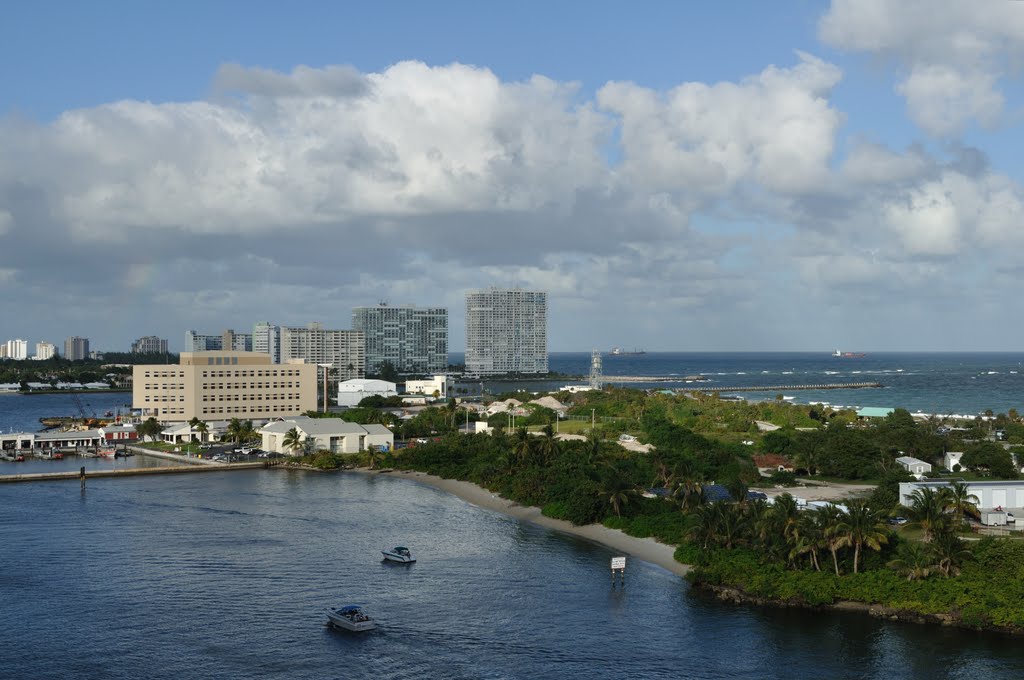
[133,351,317,423]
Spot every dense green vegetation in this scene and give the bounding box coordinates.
[372,388,1024,632]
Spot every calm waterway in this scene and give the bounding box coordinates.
[2,469,1022,679]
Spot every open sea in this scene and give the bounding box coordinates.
[472,352,1024,417]
[3,469,1023,680]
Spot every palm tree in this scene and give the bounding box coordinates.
[908,487,948,542]
[194,420,209,443]
[597,471,635,518]
[282,427,302,456]
[227,418,243,444]
[584,430,602,465]
[238,420,256,445]
[669,457,703,511]
[715,503,747,550]
[513,427,532,468]
[931,526,973,577]
[816,504,846,576]
[940,482,978,530]
[537,424,559,465]
[687,504,722,550]
[887,541,935,581]
[837,500,889,574]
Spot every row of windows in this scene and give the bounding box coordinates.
[201,405,299,415]
[143,371,186,378]
[201,382,298,390]
[200,370,302,378]
[144,384,184,390]
[201,394,301,402]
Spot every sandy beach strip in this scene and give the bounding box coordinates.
[367,469,690,578]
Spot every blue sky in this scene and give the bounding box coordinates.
[1,1,1023,352]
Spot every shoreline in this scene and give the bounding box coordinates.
[361,468,690,578]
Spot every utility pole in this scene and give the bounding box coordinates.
[591,408,596,431]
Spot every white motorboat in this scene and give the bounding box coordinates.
[381,546,416,563]
[325,605,377,632]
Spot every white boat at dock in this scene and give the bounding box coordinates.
[325,605,377,632]
[381,546,416,563]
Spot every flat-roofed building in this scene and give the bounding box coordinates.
[2,339,28,360]
[253,322,280,364]
[465,288,547,375]
[352,303,448,374]
[132,351,316,422]
[131,336,169,354]
[404,375,453,399]
[337,378,397,407]
[64,336,89,361]
[34,341,56,360]
[280,322,365,381]
[184,330,223,352]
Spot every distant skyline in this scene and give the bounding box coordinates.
[2,1,1023,352]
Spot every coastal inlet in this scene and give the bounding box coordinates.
[3,470,1021,679]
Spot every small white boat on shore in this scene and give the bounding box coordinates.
[381,546,415,563]
[325,605,376,632]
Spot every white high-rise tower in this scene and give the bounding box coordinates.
[465,288,547,375]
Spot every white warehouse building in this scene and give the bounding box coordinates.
[900,480,1024,511]
[336,379,397,407]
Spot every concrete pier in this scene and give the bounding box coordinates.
[0,462,268,484]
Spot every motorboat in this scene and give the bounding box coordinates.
[325,605,376,632]
[381,546,416,563]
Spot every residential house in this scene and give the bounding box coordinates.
[896,456,933,478]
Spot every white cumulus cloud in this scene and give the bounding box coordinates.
[819,0,1024,136]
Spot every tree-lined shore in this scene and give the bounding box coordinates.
[323,387,1024,634]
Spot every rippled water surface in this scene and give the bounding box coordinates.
[3,470,1023,679]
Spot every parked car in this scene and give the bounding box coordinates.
[888,517,908,526]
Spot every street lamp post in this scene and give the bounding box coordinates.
[591,408,596,431]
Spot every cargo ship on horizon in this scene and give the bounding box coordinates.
[832,349,866,358]
[609,346,646,356]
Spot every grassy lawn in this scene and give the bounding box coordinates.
[523,420,601,435]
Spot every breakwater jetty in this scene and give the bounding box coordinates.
[690,381,882,393]
[604,375,709,383]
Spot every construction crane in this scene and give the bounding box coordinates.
[71,392,96,419]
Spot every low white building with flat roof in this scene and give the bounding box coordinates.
[336,379,397,407]
[404,375,453,399]
[900,480,1024,511]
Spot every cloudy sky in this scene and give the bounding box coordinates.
[2,1,1023,353]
